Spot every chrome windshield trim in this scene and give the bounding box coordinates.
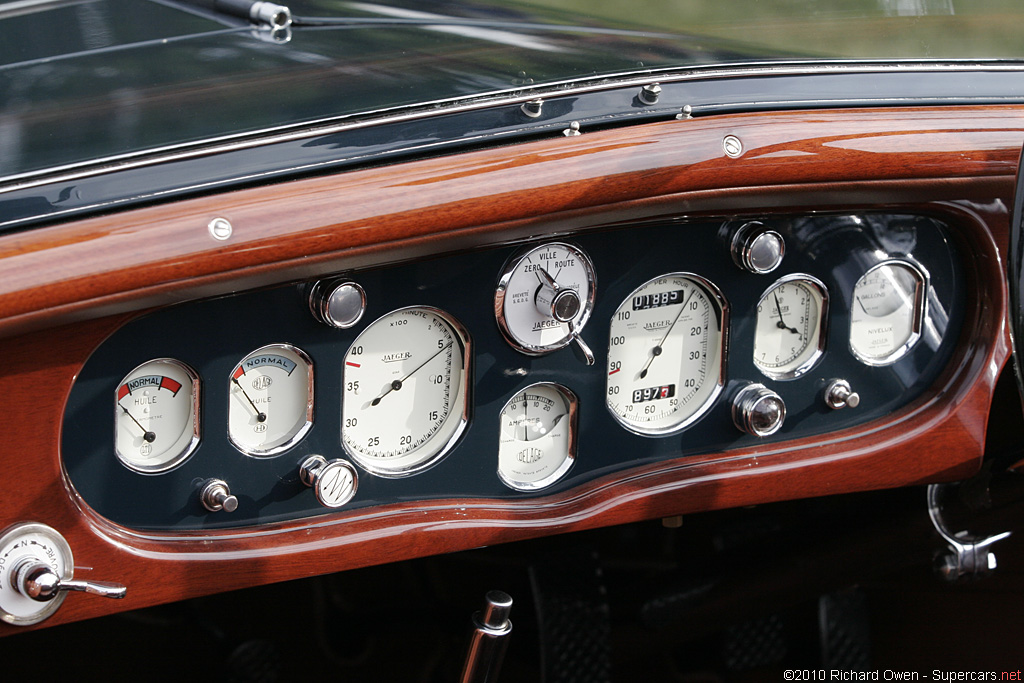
[4,59,1024,194]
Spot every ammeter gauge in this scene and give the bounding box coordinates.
[228,344,314,457]
[497,383,577,491]
[341,306,471,477]
[606,273,728,436]
[114,358,200,474]
[495,242,596,361]
[752,275,829,380]
[850,260,927,365]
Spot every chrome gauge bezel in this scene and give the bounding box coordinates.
[606,272,730,438]
[496,382,578,492]
[752,273,829,381]
[494,241,597,355]
[113,358,201,475]
[0,522,75,626]
[849,259,929,367]
[341,305,473,479]
[226,343,315,458]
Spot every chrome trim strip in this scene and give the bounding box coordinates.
[3,59,1024,195]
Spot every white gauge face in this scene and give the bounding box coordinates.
[0,523,73,625]
[114,358,200,474]
[606,273,727,436]
[228,344,314,456]
[341,307,470,477]
[497,383,577,491]
[753,276,828,380]
[850,262,926,365]
[496,242,595,354]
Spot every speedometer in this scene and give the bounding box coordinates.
[341,306,471,477]
[606,273,728,436]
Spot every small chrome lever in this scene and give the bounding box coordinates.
[460,590,513,683]
[13,560,126,602]
[927,483,1011,581]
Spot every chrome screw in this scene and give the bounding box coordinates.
[208,217,233,241]
[723,135,743,158]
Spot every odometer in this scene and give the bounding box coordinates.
[606,273,728,436]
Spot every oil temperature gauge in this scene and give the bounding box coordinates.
[495,242,596,362]
[228,344,314,457]
[114,358,200,474]
[497,383,577,491]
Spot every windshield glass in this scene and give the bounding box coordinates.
[1,0,1022,181]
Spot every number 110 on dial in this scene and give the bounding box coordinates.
[606,273,728,436]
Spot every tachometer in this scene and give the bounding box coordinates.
[341,306,471,477]
[606,273,728,436]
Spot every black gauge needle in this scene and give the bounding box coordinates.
[232,377,267,423]
[372,342,453,407]
[523,397,529,440]
[773,292,801,335]
[639,288,696,380]
[855,295,871,316]
[120,404,156,443]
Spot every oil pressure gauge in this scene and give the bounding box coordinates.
[114,358,200,474]
[228,344,314,457]
[495,242,596,363]
[497,383,577,491]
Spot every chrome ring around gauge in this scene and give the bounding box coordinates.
[752,274,829,380]
[497,383,578,491]
[495,242,596,355]
[114,358,201,474]
[606,273,729,436]
[341,306,471,477]
[849,260,928,366]
[227,343,314,457]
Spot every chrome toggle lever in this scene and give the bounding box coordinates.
[535,268,594,366]
[12,560,126,602]
[460,590,513,683]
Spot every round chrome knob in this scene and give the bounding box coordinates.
[536,282,581,323]
[200,479,238,513]
[825,379,860,410]
[732,384,786,436]
[299,455,358,508]
[308,280,366,329]
[731,222,785,274]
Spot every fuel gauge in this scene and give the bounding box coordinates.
[497,383,577,491]
[228,344,314,457]
[850,261,927,365]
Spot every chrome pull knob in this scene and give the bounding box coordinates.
[824,379,860,410]
[13,560,126,602]
[308,279,367,329]
[200,479,239,513]
[535,269,582,323]
[732,383,786,436]
[731,221,785,274]
[299,455,358,508]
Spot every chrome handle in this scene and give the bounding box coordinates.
[13,560,126,602]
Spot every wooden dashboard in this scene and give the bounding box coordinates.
[0,105,1018,634]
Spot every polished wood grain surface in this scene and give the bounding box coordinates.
[0,105,1018,633]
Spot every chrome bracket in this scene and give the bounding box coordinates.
[927,483,1011,581]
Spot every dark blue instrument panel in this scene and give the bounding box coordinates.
[61,213,964,530]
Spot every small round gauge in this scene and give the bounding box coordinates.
[850,261,927,365]
[341,306,471,477]
[228,344,314,457]
[495,242,596,355]
[606,273,728,436]
[497,383,577,491]
[753,275,829,380]
[114,358,200,474]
